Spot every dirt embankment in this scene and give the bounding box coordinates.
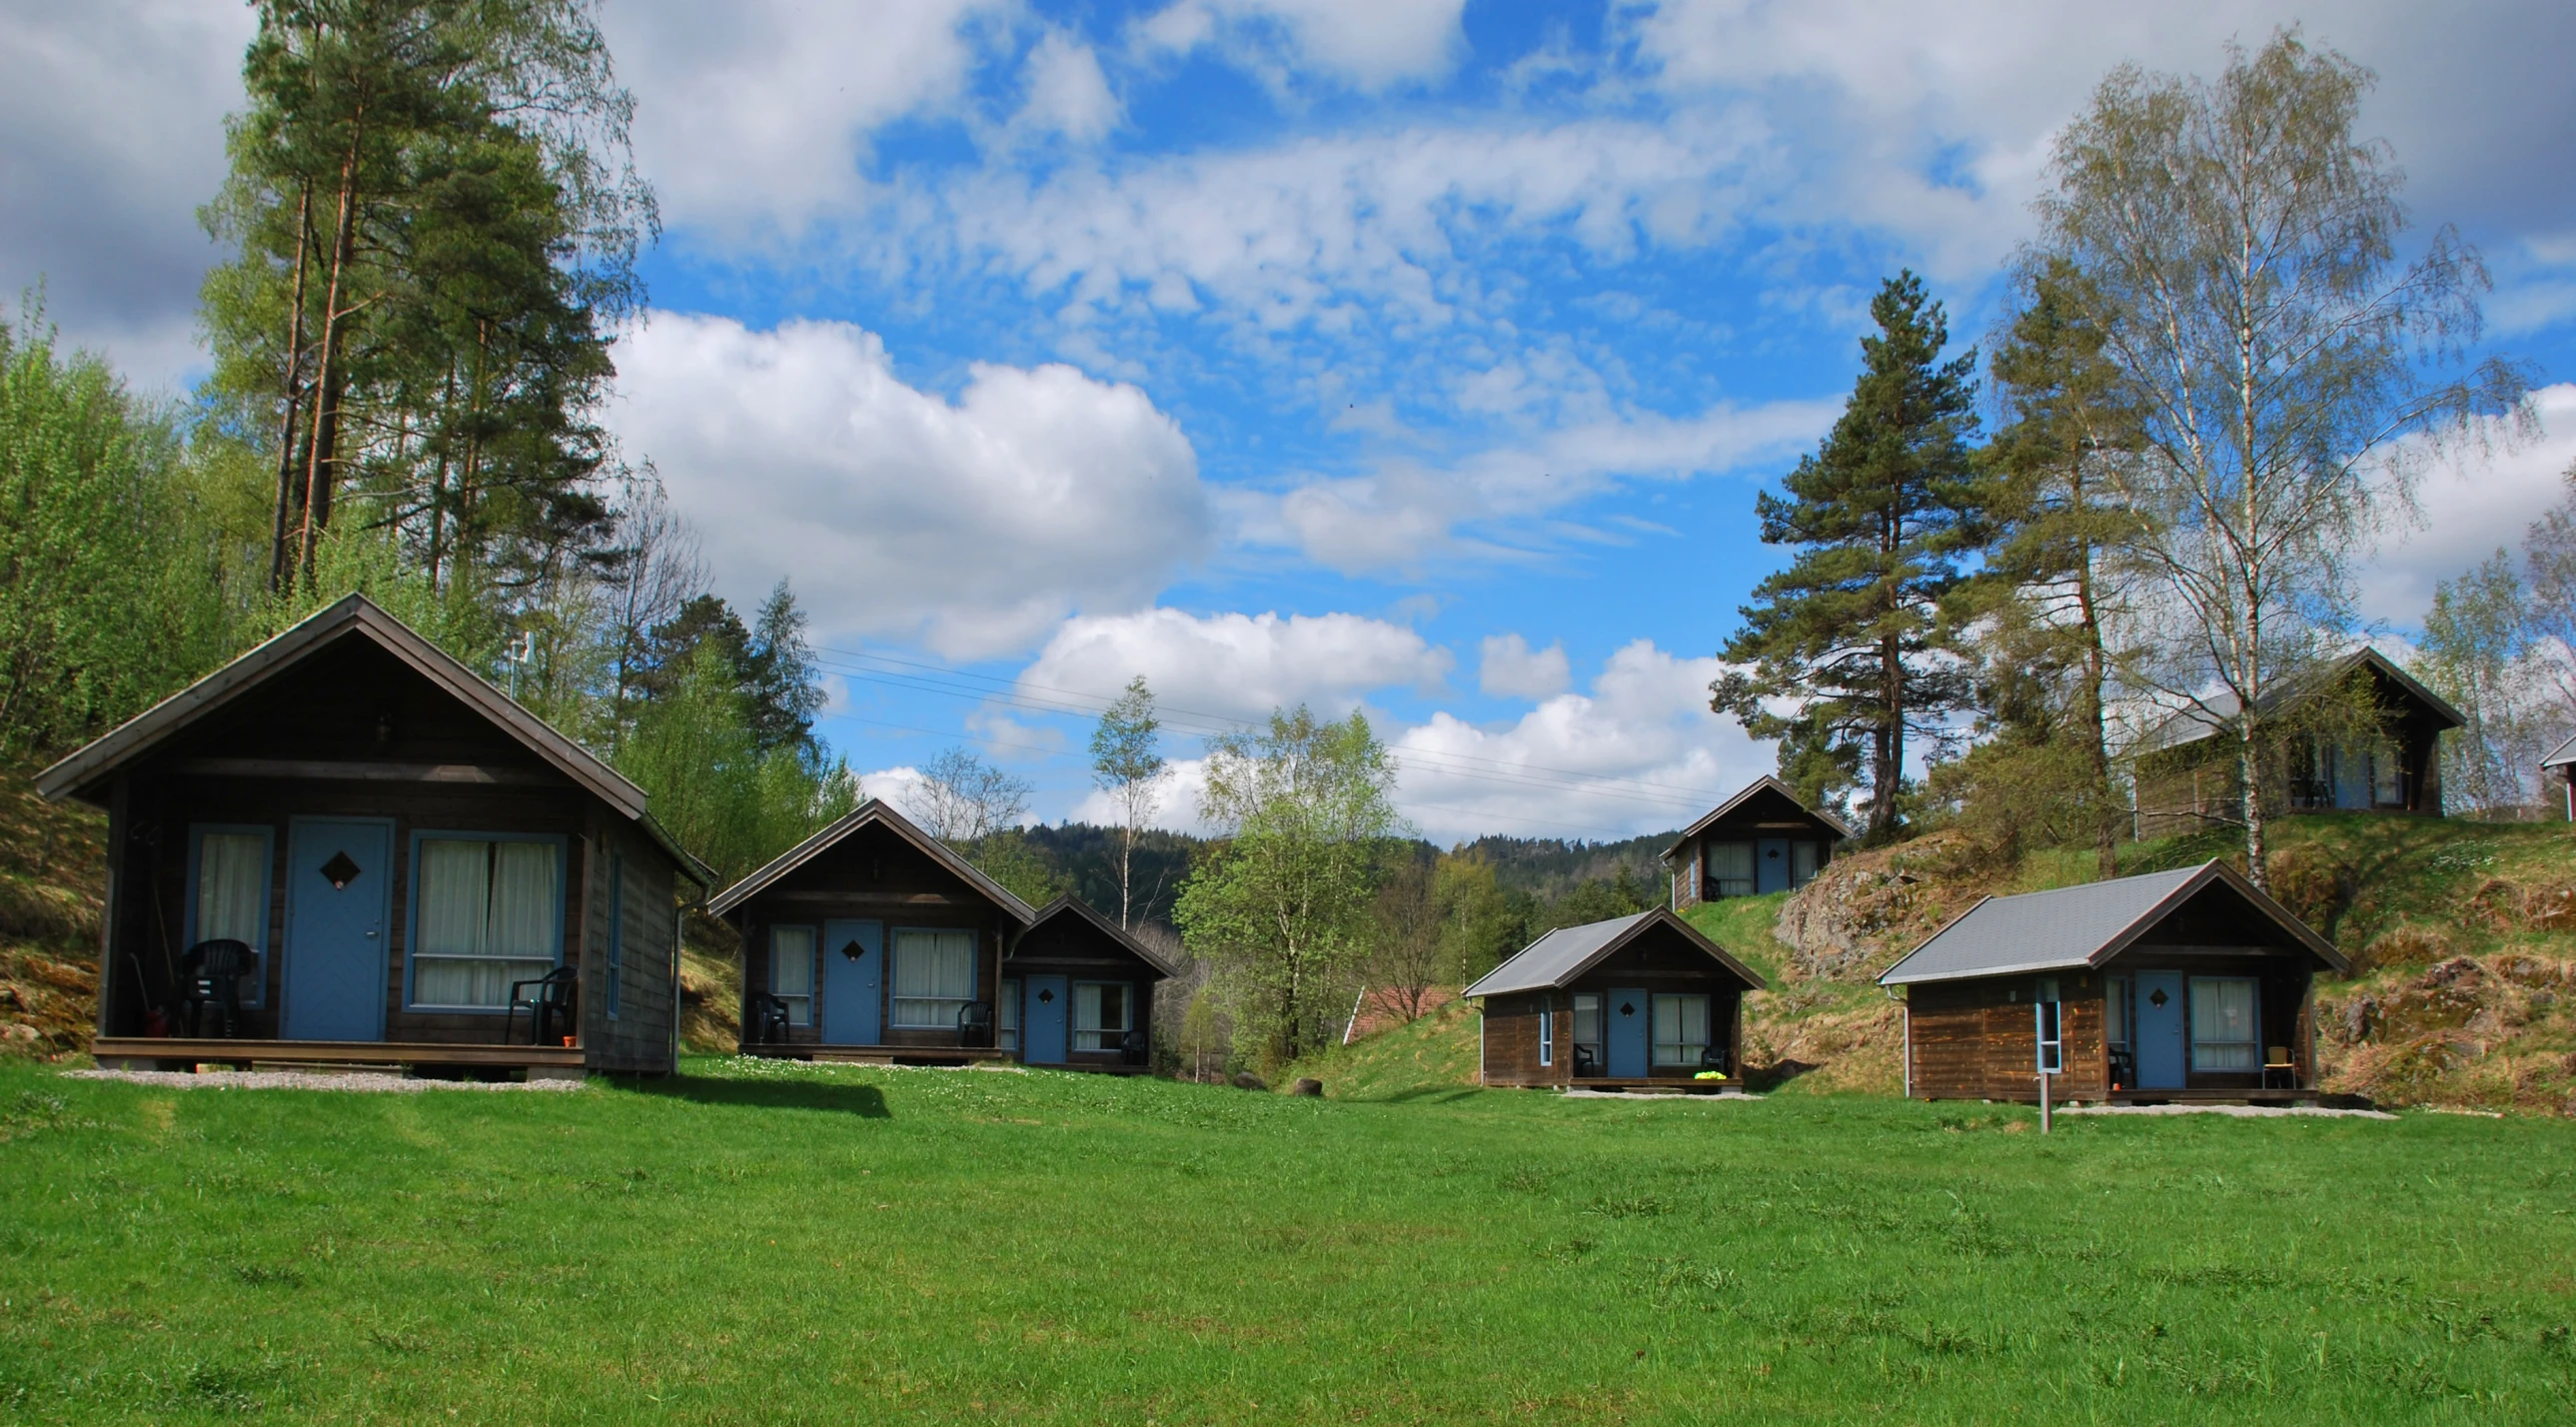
[0,773,103,1061]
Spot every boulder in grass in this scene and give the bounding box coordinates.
[1231,1072,1269,1091]
[1290,1077,1323,1097]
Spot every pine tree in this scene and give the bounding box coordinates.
[1713,271,1983,841]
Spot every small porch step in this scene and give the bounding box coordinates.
[93,1037,586,1072]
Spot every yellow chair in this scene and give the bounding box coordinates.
[2261,1045,2296,1090]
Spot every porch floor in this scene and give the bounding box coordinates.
[1566,1077,1745,1095]
[92,1037,585,1072]
[2108,1086,2370,1109]
[745,1044,1012,1068]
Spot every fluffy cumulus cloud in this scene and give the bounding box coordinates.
[1478,633,1570,701]
[609,313,1212,659]
[2356,383,2576,628]
[1133,0,1467,92]
[1392,640,1770,843]
[1016,607,1452,723]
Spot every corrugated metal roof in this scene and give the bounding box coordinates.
[1878,860,2345,985]
[1463,908,1767,997]
[2544,731,2576,769]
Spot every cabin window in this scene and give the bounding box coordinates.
[2189,977,2258,1071]
[2372,742,2404,805]
[1790,840,1821,888]
[998,979,1020,1053]
[891,928,976,1028]
[1572,993,1603,1070]
[1538,1006,1554,1067]
[188,825,273,1008]
[1075,982,1131,1051]
[605,852,625,1019]
[2104,977,2131,1047]
[770,925,815,1026]
[411,835,562,1009]
[1707,842,1756,898]
[1651,994,1710,1066]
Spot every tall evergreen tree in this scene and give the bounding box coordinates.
[1713,272,1983,841]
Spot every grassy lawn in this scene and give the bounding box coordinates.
[2,1058,2572,1424]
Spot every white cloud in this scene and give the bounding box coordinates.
[2358,382,2576,628]
[1013,30,1121,144]
[1016,607,1452,723]
[1391,640,1769,842]
[609,312,1212,660]
[1478,634,1571,700]
[1134,0,1466,92]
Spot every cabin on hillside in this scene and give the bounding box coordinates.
[711,801,1172,1072]
[41,595,712,1079]
[2541,734,2576,821]
[2132,649,2464,837]
[1465,909,1766,1092]
[1662,775,1852,908]
[1879,861,2349,1105]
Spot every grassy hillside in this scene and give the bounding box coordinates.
[4,1055,2572,1423]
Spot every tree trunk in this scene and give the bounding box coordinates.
[298,108,366,584]
[1873,631,1904,840]
[2074,524,2118,878]
[1118,819,1135,929]
[267,181,313,595]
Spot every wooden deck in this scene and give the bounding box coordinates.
[2108,1086,2371,1109]
[1566,1077,1745,1095]
[92,1037,587,1073]
[745,1044,1014,1068]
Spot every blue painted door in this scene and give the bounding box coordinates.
[282,817,392,1041]
[821,919,883,1045]
[1607,987,1649,1078]
[2135,970,2186,1089]
[1024,975,1068,1063]
[1757,838,1791,893]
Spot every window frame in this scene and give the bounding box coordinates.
[769,924,817,1027]
[2188,975,2260,1073]
[402,830,568,1014]
[1571,992,1603,1069]
[1538,1004,1554,1067]
[888,925,979,1029]
[184,823,276,1009]
[997,978,1020,1053]
[1706,841,1756,898]
[1073,980,1133,1052]
[1651,992,1712,1066]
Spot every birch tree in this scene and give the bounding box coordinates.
[1088,676,1168,928]
[2031,30,2529,884]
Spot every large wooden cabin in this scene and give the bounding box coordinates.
[1880,861,2349,1105]
[1466,909,1766,1092]
[41,595,712,1078]
[712,801,1174,1072]
[2132,649,2463,836]
[1662,775,1851,909]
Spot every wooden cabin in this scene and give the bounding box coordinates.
[1880,861,2349,1105]
[40,595,713,1079]
[1662,775,1851,909]
[1465,909,1766,1092]
[712,799,1034,1065]
[1002,895,1179,1073]
[2542,733,2576,821]
[2133,649,2463,836]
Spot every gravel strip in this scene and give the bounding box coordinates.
[63,1068,585,1092]
[2059,1102,2392,1119]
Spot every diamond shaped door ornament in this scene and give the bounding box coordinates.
[320,849,363,890]
[2147,987,2168,1008]
[840,939,865,961]
[1038,988,1055,1003]
[1619,1001,1637,1017]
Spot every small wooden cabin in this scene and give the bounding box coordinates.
[1002,895,1178,1072]
[713,799,1034,1064]
[1465,909,1766,1091]
[2542,733,2576,821]
[2133,649,2463,836]
[1880,861,2349,1104]
[1662,775,1851,909]
[40,595,713,1078]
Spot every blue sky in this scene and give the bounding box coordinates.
[9,0,2576,840]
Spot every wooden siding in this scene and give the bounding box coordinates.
[1480,933,1749,1086]
[1002,913,1164,1069]
[584,819,680,1076]
[1905,976,2108,1102]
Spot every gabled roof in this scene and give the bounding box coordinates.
[1464,907,1768,998]
[1877,859,2346,986]
[1661,774,1855,859]
[33,594,712,888]
[706,796,1039,922]
[2543,731,2576,770]
[2137,648,2467,755]
[1021,894,1183,978]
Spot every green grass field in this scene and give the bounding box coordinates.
[2,1056,2571,1424]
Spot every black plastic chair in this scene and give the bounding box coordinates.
[2106,1044,2137,1091]
[1571,1043,1600,1077]
[179,939,254,1038]
[1699,1044,1733,1077]
[957,1000,995,1048]
[744,992,791,1046]
[1119,1028,1150,1066]
[506,966,579,1046]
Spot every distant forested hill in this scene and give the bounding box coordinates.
[1449,832,1676,902]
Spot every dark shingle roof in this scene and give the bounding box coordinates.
[1878,860,2345,985]
[1023,894,1182,978]
[1464,908,1766,997]
[708,797,1038,922]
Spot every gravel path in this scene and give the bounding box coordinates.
[2059,1102,2392,1119]
[63,1068,585,1092]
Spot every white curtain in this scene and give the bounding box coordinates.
[2191,978,2258,1070]
[891,929,974,1026]
[1075,982,1128,1050]
[1653,994,1710,1064]
[196,831,268,1001]
[414,838,559,1008]
[771,926,815,1025]
[1708,842,1755,897]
